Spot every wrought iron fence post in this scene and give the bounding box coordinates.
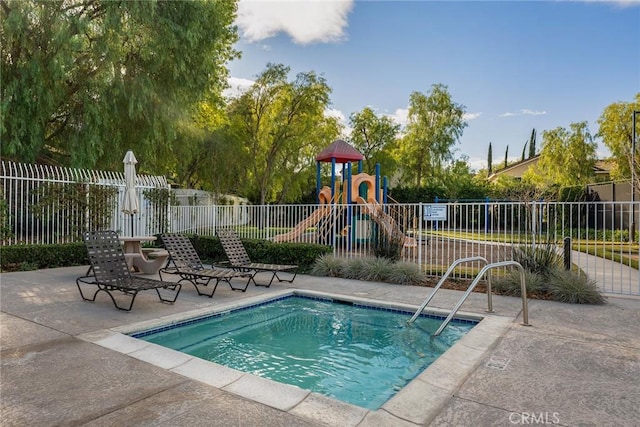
[563,237,572,270]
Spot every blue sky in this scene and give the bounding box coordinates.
[227,0,640,171]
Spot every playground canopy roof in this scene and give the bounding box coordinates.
[316,140,364,163]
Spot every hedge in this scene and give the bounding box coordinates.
[185,235,331,273]
[1,242,88,271]
[1,236,332,273]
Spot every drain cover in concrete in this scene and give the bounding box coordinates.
[486,356,511,370]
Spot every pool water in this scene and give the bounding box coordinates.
[133,295,476,410]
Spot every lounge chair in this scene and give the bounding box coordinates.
[159,234,252,297]
[216,229,297,287]
[76,230,181,311]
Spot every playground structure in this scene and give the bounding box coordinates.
[273,140,416,247]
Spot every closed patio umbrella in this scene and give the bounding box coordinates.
[122,150,139,236]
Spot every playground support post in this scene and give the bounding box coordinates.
[383,176,388,204]
[347,163,352,250]
[316,162,321,204]
[375,164,381,203]
[632,110,639,242]
[331,158,336,200]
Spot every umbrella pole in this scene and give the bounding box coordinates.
[131,214,135,237]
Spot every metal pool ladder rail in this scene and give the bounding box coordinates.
[407,256,489,324]
[408,259,531,336]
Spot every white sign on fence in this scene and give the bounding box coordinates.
[423,204,447,221]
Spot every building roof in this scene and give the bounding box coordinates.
[316,140,364,163]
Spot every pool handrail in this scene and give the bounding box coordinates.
[407,256,489,324]
[432,260,530,336]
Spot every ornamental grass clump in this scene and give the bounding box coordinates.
[491,269,547,297]
[510,241,563,277]
[386,261,426,286]
[342,256,370,279]
[497,240,606,304]
[310,254,346,277]
[361,256,393,282]
[547,270,606,305]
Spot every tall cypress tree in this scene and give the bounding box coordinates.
[528,128,537,158]
[504,145,509,168]
[488,142,493,174]
[521,141,528,161]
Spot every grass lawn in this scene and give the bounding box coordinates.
[574,242,639,270]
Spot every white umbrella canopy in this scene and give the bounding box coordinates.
[122,150,139,236]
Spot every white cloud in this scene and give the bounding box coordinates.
[464,112,482,121]
[324,108,346,122]
[521,109,546,116]
[467,156,487,172]
[236,0,354,45]
[387,108,409,127]
[324,108,352,138]
[578,0,640,7]
[383,108,480,127]
[224,77,255,98]
[499,109,547,118]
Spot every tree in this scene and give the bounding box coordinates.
[170,99,247,193]
[488,142,493,175]
[597,93,640,193]
[521,142,527,162]
[348,107,400,176]
[1,0,239,171]
[226,63,341,204]
[528,128,537,158]
[490,174,545,202]
[442,158,489,200]
[397,84,467,186]
[523,122,597,188]
[504,145,509,169]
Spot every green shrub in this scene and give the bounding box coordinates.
[547,270,606,304]
[310,254,347,277]
[558,227,638,243]
[1,243,87,271]
[185,235,331,273]
[386,261,426,285]
[1,235,330,274]
[0,197,13,243]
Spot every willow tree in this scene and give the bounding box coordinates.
[397,84,467,186]
[348,107,400,176]
[597,93,640,193]
[226,63,341,204]
[1,0,239,171]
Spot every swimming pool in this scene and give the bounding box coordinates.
[132,295,477,410]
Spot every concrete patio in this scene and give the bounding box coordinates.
[1,266,639,426]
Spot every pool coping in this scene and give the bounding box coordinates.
[77,289,513,426]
